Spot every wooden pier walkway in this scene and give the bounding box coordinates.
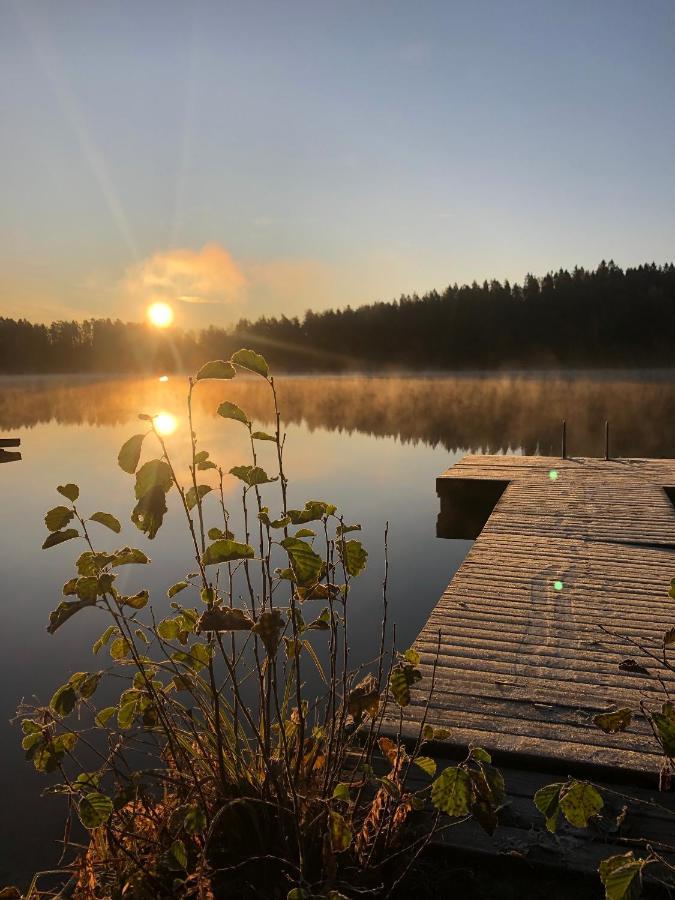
[0,437,21,464]
[388,455,675,780]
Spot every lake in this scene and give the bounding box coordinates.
[1,370,674,884]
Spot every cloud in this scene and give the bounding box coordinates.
[124,243,247,308]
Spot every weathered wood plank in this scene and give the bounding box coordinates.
[385,455,675,780]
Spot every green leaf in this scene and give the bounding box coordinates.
[168,581,189,598]
[74,551,107,575]
[339,539,368,577]
[651,702,675,756]
[217,401,249,426]
[117,700,137,729]
[599,852,644,900]
[75,771,101,790]
[231,348,269,377]
[294,528,315,538]
[131,485,167,539]
[95,706,116,726]
[93,626,118,654]
[202,539,255,566]
[57,484,79,502]
[47,598,96,634]
[259,510,291,529]
[389,663,422,708]
[469,747,492,763]
[207,526,234,540]
[413,756,437,777]
[281,537,323,586]
[306,608,331,631]
[403,648,420,666]
[593,708,632,734]
[45,506,74,532]
[329,810,352,852]
[42,528,79,550]
[119,590,149,610]
[431,767,472,816]
[89,512,122,534]
[558,780,603,828]
[184,805,207,834]
[112,547,149,566]
[158,618,181,640]
[197,607,254,632]
[78,792,113,829]
[251,431,276,441]
[75,672,102,699]
[186,484,212,510]
[288,500,336,525]
[50,684,77,716]
[336,523,361,536]
[117,434,146,474]
[173,642,212,672]
[534,782,564,832]
[134,459,172,500]
[74,576,99,602]
[332,783,351,802]
[171,839,187,869]
[229,464,276,487]
[110,637,131,660]
[196,359,236,380]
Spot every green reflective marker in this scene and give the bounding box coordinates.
[553,580,564,591]
[548,469,558,481]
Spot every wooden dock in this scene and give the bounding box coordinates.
[0,437,21,464]
[387,455,675,781]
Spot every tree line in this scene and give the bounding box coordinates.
[2,261,674,373]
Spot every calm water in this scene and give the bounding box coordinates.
[1,370,674,883]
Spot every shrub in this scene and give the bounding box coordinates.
[17,352,502,899]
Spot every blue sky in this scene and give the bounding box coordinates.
[1,0,674,326]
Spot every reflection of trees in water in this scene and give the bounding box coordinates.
[1,373,674,457]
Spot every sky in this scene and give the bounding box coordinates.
[1,0,675,328]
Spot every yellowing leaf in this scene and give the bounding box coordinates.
[329,810,352,852]
[431,767,471,816]
[559,780,603,828]
[197,607,254,632]
[593,708,632,734]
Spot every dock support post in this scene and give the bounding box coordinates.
[605,421,610,460]
[561,420,566,459]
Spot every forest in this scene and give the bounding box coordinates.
[2,260,675,374]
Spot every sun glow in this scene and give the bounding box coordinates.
[154,412,177,436]
[147,302,174,328]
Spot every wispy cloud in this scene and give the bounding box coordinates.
[123,243,247,309]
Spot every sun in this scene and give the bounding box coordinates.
[154,412,177,436]
[147,302,174,328]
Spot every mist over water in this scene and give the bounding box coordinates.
[2,369,675,456]
[0,370,673,882]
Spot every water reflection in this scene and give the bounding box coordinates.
[1,370,675,456]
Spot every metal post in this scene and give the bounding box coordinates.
[561,420,566,459]
[604,420,610,460]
